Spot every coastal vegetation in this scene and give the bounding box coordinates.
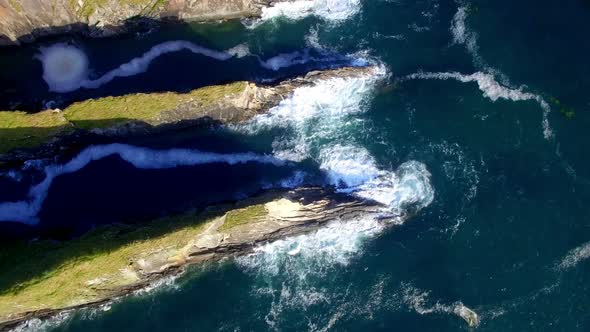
[0,211,213,320]
[0,198,271,322]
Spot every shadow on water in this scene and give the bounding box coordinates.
[0,16,353,112]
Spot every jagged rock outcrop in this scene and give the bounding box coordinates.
[0,0,284,46]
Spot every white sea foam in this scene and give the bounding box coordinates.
[39,41,354,92]
[557,241,590,270]
[258,48,346,71]
[401,283,480,327]
[0,144,285,224]
[37,43,89,93]
[404,71,554,139]
[252,0,362,26]
[11,311,72,332]
[39,41,241,92]
[238,64,434,210]
[319,145,434,210]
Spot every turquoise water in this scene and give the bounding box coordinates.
[2,0,590,331]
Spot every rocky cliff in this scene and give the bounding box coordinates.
[0,0,282,46]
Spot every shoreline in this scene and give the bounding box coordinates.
[0,0,288,46]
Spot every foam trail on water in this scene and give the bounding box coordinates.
[248,0,362,27]
[40,41,353,92]
[403,71,554,139]
[401,283,480,327]
[449,3,554,139]
[450,4,484,69]
[40,41,239,92]
[0,144,285,224]
[556,241,590,270]
[257,48,351,71]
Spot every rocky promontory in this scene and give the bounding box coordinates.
[0,187,383,330]
[0,66,377,166]
[0,0,287,46]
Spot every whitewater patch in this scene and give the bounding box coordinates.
[237,64,434,211]
[0,144,285,224]
[248,0,362,27]
[234,64,436,329]
[403,71,554,139]
[556,241,590,270]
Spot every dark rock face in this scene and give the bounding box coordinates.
[0,0,283,46]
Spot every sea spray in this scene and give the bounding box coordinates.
[0,144,286,224]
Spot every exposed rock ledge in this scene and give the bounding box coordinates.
[0,0,287,46]
[0,65,377,167]
[0,187,383,330]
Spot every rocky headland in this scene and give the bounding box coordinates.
[0,65,377,167]
[0,187,384,330]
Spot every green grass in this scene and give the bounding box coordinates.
[69,0,170,20]
[0,110,71,154]
[219,204,268,231]
[0,197,269,320]
[0,211,217,320]
[0,82,247,154]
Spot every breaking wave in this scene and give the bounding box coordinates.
[249,0,362,27]
[0,144,285,224]
[402,71,554,139]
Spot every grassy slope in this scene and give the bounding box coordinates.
[0,200,268,320]
[0,213,213,319]
[0,111,72,155]
[0,81,246,154]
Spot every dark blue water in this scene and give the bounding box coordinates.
[2,0,590,331]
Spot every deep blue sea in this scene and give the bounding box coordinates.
[1,0,590,331]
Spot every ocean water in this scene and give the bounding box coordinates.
[2,0,590,331]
